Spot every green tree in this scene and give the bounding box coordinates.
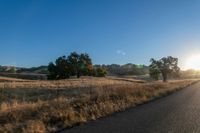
[55,56,70,79]
[67,52,92,78]
[149,56,180,82]
[48,56,70,80]
[94,67,107,77]
[149,59,160,80]
[47,62,57,79]
[7,67,16,73]
[48,52,93,79]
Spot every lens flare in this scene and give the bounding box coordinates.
[184,54,200,70]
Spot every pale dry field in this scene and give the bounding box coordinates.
[0,77,198,133]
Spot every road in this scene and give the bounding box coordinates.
[61,82,200,133]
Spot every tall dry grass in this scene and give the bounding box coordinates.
[0,77,198,133]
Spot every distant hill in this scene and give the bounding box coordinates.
[0,65,48,74]
[0,64,149,80]
[0,66,48,80]
[94,63,149,76]
[0,64,149,76]
[16,66,48,74]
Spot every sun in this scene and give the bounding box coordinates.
[184,54,200,70]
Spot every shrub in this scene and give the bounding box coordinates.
[94,68,107,77]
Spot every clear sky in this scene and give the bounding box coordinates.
[1,0,200,68]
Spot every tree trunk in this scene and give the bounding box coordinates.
[162,71,168,82]
[77,71,80,78]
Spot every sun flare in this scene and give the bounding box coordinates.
[184,54,200,70]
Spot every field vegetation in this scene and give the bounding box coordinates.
[0,55,198,133]
[0,77,198,133]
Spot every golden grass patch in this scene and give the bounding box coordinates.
[0,78,198,133]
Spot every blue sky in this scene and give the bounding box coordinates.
[1,0,200,68]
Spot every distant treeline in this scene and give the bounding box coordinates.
[0,65,48,80]
[0,65,48,74]
[180,69,200,79]
[2,54,198,81]
[0,63,149,77]
[16,66,48,74]
[94,64,149,76]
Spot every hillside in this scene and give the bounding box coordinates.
[0,65,48,74]
[0,64,149,77]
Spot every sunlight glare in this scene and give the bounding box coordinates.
[184,54,200,70]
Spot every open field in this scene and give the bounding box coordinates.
[0,77,198,133]
[0,73,47,80]
[0,76,29,82]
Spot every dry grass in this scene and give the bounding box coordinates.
[0,77,198,133]
[0,77,131,89]
[0,76,29,82]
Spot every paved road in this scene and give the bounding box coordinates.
[62,83,200,133]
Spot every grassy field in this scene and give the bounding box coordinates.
[0,77,198,133]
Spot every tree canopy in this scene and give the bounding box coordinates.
[48,52,93,79]
[149,56,180,82]
[67,52,92,78]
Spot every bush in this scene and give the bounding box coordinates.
[94,68,107,77]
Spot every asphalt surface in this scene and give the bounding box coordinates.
[61,82,200,133]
